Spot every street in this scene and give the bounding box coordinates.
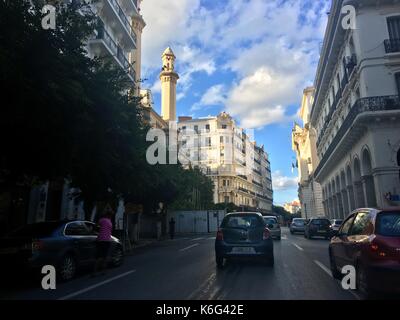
[1,228,359,300]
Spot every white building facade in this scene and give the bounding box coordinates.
[177,112,273,214]
[292,87,325,219]
[310,0,400,220]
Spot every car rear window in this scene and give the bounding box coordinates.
[222,215,264,229]
[264,217,277,225]
[312,219,330,225]
[376,212,400,237]
[294,219,305,225]
[7,222,61,237]
[334,220,343,225]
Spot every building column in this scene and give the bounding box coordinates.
[347,185,355,211]
[341,189,349,217]
[354,181,365,208]
[362,175,377,207]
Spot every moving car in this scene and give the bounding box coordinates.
[329,208,400,298]
[304,218,331,239]
[330,219,343,232]
[215,212,274,268]
[290,218,307,234]
[263,216,281,240]
[0,220,124,281]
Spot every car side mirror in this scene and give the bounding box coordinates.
[268,224,274,229]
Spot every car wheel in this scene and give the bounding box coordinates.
[276,236,281,241]
[304,233,308,239]
[111,246,124,267]
[59,254,77,282]
[290,230,294,234]
[357,264,374,299]
[266,252,274,267]
[329,252,342,280]
[308,233,313,240]
[216,255,224,269]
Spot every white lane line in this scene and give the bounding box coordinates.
[281,235,288,240]
[179,243,200,252]
[191,237,204,241]
[208,236,216,240]
[314,260,332,277]
[292,243,304,251]
[58,270,136,300]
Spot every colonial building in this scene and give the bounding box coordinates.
[292,87,325,219]
[310,0,400,220]
[177,113,273,214]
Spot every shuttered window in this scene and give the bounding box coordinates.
[388,16,400,40]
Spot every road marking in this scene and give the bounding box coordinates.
[179,243,200,252]
[191,237,204,241]
[58,270,136,300]
[281,235,288,240]
[292,243,304,251]
[208,236,216,240]
[314,260,332,277]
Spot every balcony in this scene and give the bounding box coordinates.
[90,26,135,82]
[102,0,137,49]
[314,95,400,178]
[252,180,263,188]
[253,168,262,176]
[384,39,400,54]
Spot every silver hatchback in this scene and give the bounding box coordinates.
[263,216,281,240]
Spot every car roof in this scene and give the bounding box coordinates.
[263,216,278,219]
[226,212,263,217]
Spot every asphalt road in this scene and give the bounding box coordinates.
[1,228,360,300]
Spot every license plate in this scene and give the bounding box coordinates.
[231,247,256,254]
[0,248,18,254]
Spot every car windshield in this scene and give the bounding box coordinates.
[264,217,277,225]
[6,222,61,238]
[222,215,264,229]
[333,220,343,225]
[376,212,400,237]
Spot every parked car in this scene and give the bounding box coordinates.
[0,220,124,281]
[330,219,343,232]
[215,212,274,268]
[304,218,331,239]
[263,216,281,240]
[329,208,400,298]
[290,218,307,234]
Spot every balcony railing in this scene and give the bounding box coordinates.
[253,168,262,176]
[314,95,400,178]
[95,26,135,81]
[252,180,263,188]
[384,39,400,53]
[108,0,137,43]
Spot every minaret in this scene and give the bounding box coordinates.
[160,47,179,122]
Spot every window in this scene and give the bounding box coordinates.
[376,211,400,237]
[65,222,89,236]
[220,136,224,143]
[396,73,400,95]
[387,16,400,40]
[205,137,211,147]
[222,124,227,129]
[194,125,199,133]
[349,211,371,236]
[339,214,355,235]
[205,124,210,132]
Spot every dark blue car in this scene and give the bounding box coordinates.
[215,212,274,268]
[0,220,124,281]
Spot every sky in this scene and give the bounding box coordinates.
[140,0,330,206]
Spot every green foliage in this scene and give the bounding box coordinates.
[0,0,214,215]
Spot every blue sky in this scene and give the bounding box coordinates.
[140,0,330,205]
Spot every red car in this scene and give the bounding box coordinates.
[329,208,400,298]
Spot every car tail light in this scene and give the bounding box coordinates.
[32,240,44,252]
[263,228,271,240]
[216,230,223,241]
[369,240,390,259]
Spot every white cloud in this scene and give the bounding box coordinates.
[140,0,329,128]
[191,84,226,111]
[272,171,299,191]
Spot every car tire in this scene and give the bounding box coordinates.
[304,233,308,239]
[216,255,224,269]
[276,236,281,241]
[58,254,77,282]
[356,264,375,300]
[329,252,342,280]
[266,252,274,267]
[290,230,294,234]
[110,246,124,267]
[308,233,313,240]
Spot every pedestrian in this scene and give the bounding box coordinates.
[169,217,175,240]
[92,208,114,276]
